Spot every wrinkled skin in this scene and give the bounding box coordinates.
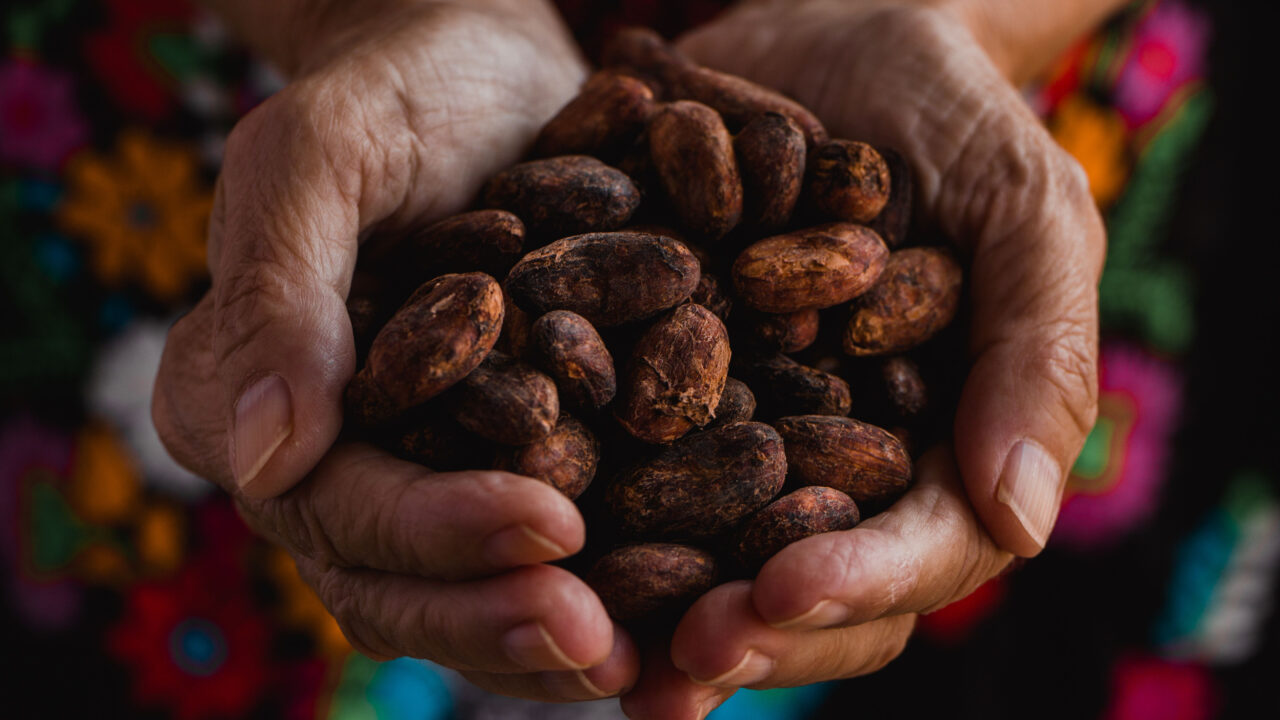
[153,0,641,703]
[620,1,1107,716]
[154,0,1108,714]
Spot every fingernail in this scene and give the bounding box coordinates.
[232,374,292,490]
[541,669,610,700]
[503,621,586,671]
[770,599,850,630]
[996,440,1063,549]
[692,649,774,687]
[484,524,570,566]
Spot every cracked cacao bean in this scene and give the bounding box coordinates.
[615,304,731,444]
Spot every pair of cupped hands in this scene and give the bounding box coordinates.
[153,0,1107,716]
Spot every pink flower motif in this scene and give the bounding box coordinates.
[1102,654,1216,720]
[1113,0,1210,130]
[1052,343,1182,550]
[0,59,88,172]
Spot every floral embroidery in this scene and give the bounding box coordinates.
[0,58,87,172]
[58,130,211,301]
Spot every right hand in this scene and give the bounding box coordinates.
[153,0,638,701]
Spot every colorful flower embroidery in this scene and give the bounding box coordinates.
[107,555,271,720]
[0,58,87,172]
[1054,343,1182,550]
[58,130,211,301]
[1112,0,1209,133]
[1049,93,1131,208]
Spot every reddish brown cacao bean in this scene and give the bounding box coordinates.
[614,304,731,444]
[347,273,503,426]
[869,147,914,248]
[505,231,700,327]
[606,421,786,540]
[495,414,599,499]
[534,70,658,159]
[732,223,889,313]
[483,156,640,240]
[710,377,756,427]
[806,140,891,223]
[586,544,717,621]
[843,247,963,356]
[742,308,820,353]
[530,310,617,410]
[734,486,860,571]
[735,112,806,231]
[773,415,912,504]
[738,354,851,419]
[454,352,559,445]
[378,210,526,281]
[649,101,743,240]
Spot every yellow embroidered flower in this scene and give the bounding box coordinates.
[1049,94,1131,209]
[59,130,211,301]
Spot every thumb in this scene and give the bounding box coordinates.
[948,129,1105,558]
[208,87,386,500]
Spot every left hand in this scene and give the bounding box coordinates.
[620,0,1111,715]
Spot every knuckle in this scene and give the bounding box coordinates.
[314,567,395,660]
[1031,327,1100,441]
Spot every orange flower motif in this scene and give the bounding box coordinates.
[59,130,211,301]
[1049,94,1131,209]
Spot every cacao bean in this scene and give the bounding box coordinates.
[530,310,617,410]
[495,414,599,499]
[738,354,851,419]
[710,377,756,427]
[586,543,717,622]
[734,486,860,572]
[505,231,700,327]
[454,351,559,445]
[843,247,963,356]
[773,415,911,504]
[615,304,731,444]
[806,140,891,223]
[347,272,503,425]
[483,156,640,240]
[735,112,806,231]
[649,100,743,240]
[732,223,888,313]
[606,421,786,540]
[869,147,913,248]
[534,70,657,159]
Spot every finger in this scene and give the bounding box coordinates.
[296,558,614,673]
[681,9,1104,556]
[620,641,735,720]
[459,623,640,702]
[243,445,586,579]
[751,448,1012,631]
[155,296,586,579]
[670,581,916,689]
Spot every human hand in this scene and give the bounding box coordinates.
[154,0,639,701]
[619,0,1109,715]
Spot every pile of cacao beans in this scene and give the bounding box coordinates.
[344,28,966,623]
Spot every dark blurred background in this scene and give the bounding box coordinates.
[2,1,1274,718]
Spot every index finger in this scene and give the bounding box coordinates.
[750,447,1013,630]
